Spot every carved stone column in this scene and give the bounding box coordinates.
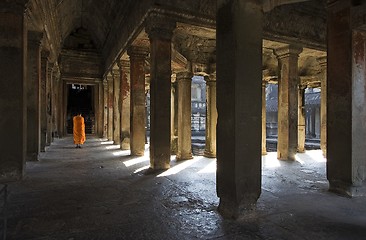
[102,79,108,139]
[298,85,306,153]
[146,14,176,169]
[262,83,267,155]
[327,1,366,196]
[27,31,43,161]
[274,45,303,161]
[119,60,131,149]
[318,56,327,157]
[171,75,178,154]
[204,73,217,158]
[40,50,49,152]
[46,62,53,145]
[128,46,149,156]
[112,68,121,145]
[216,0,262,219]
[107,73,114,141]
[176,71,193,160]
[0,2,27,182]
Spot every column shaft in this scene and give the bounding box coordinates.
[112,69,121,145]
[262,83,267,155]
[318,57,327,157]
[275,45,302,160]
[298,85,306,153]
[26,31,43,161]
[128,47,148,156]
[46,63,53,145]
[102,79,108,138]
[119,60,131,150]
[327,1,366,196]
[176,72,193,160]
[204,75,217,158]
[0,4,27,182]
[107,74,114,141]
[146,15,175,169]
[40,50,49,151]
[171,79,178,154]
[217,0,262,219]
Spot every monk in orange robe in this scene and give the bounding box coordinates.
[73,113,86,148]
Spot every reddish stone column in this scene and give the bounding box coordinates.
[318,56,327,157]
[26,31,43,161]
[204,73,217,158]
[327,1,366,196]
[274,45,303,161]
[217,0,262,219]
[119,60,131,150]
[112,68,121,145]
[107,73,114,141]
[128,46,148,156]
[46,62,53,145]
[262,83,267,155]
[40,50,49,152]
[176,71,193,160]
[102,78,108,139]
[146,14,176,169]
[298,85,306,153]
[0,2,27,182]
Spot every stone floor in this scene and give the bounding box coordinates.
[3,137,366,239]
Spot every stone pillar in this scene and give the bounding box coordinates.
[274,45,303,161]
[119,60,131,149]
[217,0,262,219]
[146,14,176,169]
[298,85,306,153]
[262,83,267,155]
[46,62,53,145]
[97,81,104,137]
[327,1,366,196]
[26,31,43,161]
[171,75,178,154]
[40,50,49,152]
[318,56,327,157]
[128,46,148,156]
[0,2,27,182]
[112,68,121,145]
[176,71,193,160]
[102,79,108,139]
[204,73,217,158]
[107,74,114,141]
[51,66,60,139]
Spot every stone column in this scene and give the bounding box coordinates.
[46,62,53,145]
[217,0,262,219]
[0,2,27,182]
[318,56,327,157]
[171,75,178,154]
[102,79,108,139]
[51,66,60,139]
[128,46,148,156]
[204,73,217,158]
[298,85,306,153]
[119,60,131,149]
[26,31,43,161]
[176,71,193,160]
[97,81,104,137]
[327,1,366,196]
[262,83,267,155]
[274,45,303,161]
[146,14,176,169]
[107,73,114,141]
[40,50,49,152]
[112,68,121,145]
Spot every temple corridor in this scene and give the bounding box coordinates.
[4,137,366,239]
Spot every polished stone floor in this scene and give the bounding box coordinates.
[3,137,366,239]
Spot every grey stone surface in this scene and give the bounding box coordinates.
[5,137,366,239]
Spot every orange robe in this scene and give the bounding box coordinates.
[73,115,86,145]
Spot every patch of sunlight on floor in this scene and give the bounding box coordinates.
[295,155,305,165]
[262,152,281,168]
[134,165,150,173]
[105,145,121,150]
[123,156,149,167]
[112,150,130,157]
[157,158,200,177]
[101,141,114,145]
[198,160,216,173]
[303,150,326,163]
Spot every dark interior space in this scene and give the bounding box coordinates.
[67,84,95,134]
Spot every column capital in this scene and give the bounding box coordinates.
[176,71,193,82]
[107,73,113,82]
[145,12,176,40]
[127,46,149,59]
[273,45,303,59]
[103,79,108,86]
[111,68,120,78]
[317,56,327,68]
[204,73,216,82]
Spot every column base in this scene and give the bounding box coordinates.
[120,139,130,150]
[261,149,267,155]
[297,148,305,153]
[204,149,216,158]
[171,136,178,155]
[150,162,170,170]
[277,151,296,161]
[26,153,39,162]
[329,180,366,197]
[218,197,257,220]
[131,150,144,156]
[176,153,193,161]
